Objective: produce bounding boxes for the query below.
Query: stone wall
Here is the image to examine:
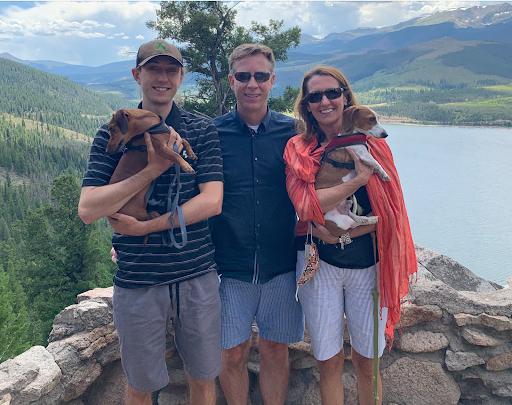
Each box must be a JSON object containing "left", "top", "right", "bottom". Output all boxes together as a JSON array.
[{"left": 1, "top": 245, "right": 511, "bottom": 405}]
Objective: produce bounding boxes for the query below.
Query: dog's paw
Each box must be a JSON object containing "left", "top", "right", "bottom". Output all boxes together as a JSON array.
[
  {"left": 379, "top": 171, "right": 390, "bottom": 181},
  {"left": 348, "top": 212, "right": 379, "bottom": 225},
  {"left": 148, "top": 211, "right": 161, "bottom": 219}
]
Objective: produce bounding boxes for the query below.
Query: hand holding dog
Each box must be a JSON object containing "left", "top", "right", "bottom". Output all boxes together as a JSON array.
[
  {"left": 312, "top": 221, "right": 338, "bottom": 244},
  {"left": 144, "top": 129, "right": 183, "bottom": 178},
  {"left": 347, "top": 147, "right": 373, "bottom": 186},
  {"left": 109, "top": 212, "right": 150, "bottom": 236}
]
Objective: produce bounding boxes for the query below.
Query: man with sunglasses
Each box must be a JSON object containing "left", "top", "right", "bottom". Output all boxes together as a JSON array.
[{"left": 211, "top": 44, "right": 304, "bottom": 405}]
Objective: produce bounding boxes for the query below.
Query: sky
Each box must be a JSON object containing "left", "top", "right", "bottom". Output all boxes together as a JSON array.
[{"left": 0, "top": 0, "right": 507, "bottom": 67}]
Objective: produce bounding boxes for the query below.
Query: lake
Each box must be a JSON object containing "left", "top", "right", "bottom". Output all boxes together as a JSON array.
[{"left": 385, "top": 124, "right": 512, "bottom": 286}]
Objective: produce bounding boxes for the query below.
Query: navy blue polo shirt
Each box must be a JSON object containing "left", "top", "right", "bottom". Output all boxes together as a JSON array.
[{"left": 211, "top": 107, "right": 297, "bottom": 284}]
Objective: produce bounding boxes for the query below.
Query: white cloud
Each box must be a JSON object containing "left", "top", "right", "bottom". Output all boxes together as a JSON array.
[
  {"left": 117, "top": 45, "right": 135, "bottom": 59},
  {"left": 0, "top": 1, "right": 505, "bottom": 66}
]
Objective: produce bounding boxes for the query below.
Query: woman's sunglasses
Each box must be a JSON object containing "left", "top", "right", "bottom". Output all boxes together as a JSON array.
[
  {"left": 234, "top": 71, "right": 271, "bottom": 83},
  {"left": 306, "top": 87, "right": 346, "bottom": 104}
]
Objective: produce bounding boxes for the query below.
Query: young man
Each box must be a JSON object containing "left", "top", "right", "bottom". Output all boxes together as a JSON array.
[
  {"left": 78, "top": 40, "right": 223, "bottom": 405},
  {"left": 211, "top": 44, "right": 304, "bottom": 405}
]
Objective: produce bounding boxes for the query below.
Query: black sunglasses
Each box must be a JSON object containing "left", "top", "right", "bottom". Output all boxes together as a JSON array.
[
  {"left": 306, "top": 87, "right": 346, "bottom": 104},
  {"left": 234, "top": 71, "right": 271, "bottom": 83}
]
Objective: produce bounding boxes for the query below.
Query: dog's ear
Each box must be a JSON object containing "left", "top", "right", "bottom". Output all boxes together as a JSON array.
[
  {"left": 115, "top": 109, "right": 129, "bottom": 135},
  {"left": 342, "top": 106, "right": 356, "bottom": 133}
]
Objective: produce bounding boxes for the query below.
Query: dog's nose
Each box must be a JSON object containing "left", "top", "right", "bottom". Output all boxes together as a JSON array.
[{"left": 381, "top": 131, "right": 388, "bottom": 138}]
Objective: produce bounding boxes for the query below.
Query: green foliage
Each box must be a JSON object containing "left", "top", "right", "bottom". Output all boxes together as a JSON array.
[
  {"left": 16, "top": 176, "right": 115, "bottom": 346},
  {"left": 147, "top": 1, "right": 300, "bottom": 117},
  {"left": 442, "top": 42, "right": 512, "bottom": 79},
  {"left": 0, "top": 250, "right": 30, "bottom": 362},
  {"left": 268, "top": 85, "right": 300, "bottom": 113},
  {"left": 0, "top": 58, "right": 136, "bottom": 135}
]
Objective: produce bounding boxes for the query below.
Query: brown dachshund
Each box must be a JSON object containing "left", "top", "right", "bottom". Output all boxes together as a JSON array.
[
  {"left": 106, "top": 108, "right": 197, "bottom": 221},
  {"left": 315, "top": 106, "right": 389, "bottom": 236}
]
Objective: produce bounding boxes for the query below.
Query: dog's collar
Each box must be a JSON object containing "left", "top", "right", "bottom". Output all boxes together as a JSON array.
[{"left": 124, "top": 116, "right": 170, "bottom": 152}]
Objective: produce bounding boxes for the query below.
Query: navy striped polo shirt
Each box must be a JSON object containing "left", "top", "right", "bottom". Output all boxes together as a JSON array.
[{"left": 82, "top": 102, "right": 224, "bottom": 288}]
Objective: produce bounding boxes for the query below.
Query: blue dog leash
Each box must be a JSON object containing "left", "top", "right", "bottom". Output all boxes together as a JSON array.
[{"left": 162, "top": 143, "right": 187, "bottom": 249}]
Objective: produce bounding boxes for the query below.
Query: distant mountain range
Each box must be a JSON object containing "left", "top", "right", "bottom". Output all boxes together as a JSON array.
[
  {"left": 1, "top": 2, "right": 512, "bottom": 126},
  {"left": 0, "top": 3, "right": 512, "bottom": 99}
]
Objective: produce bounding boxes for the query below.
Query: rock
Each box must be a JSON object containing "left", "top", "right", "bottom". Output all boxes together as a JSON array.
[
  {"left": 0, "top": 394, "right": 11, "bottom": 405},
  {"left": 167, "top": 368, "right": 188, "bottom": 387},
  {"left": 414, "top": 245, "right": 500, "bottom": 292},
  {"left": 408, "top": 280, "right": 512, "bottom": 317},
  {"left": 75, "top": 300, "right": 111, "bottom": 331},
  {"left": 454, "top": 313, "right": 512, "bottom": 331},
  {"left": 399, "top": 304, "right": 442, "bottom": 328},
  {"left": 461, "top": 327, "right": 504, "bottom": 346},
  {"left": 445, "top": 350, "right": 485, "bottom": 371},
  {"left": 486, "top": 353, "right": 512, "bottom": 371},
  {"left": 62, "top": 362, "right": 102, "bottom": 402},
  {"left": 301, "top": 380, "right": 321, "bottom": 405},
  {"left": 48, "top": 300, "right": 112, "bottom": 343},
  {"left": 80, "top": 360, "right": 125, "bottom": 405},
  {"left": 395, "top": 331, "right": 449, "bottom": 353},
  {"left": 382, "top": 357, "right": 460, "bottom": 405},
  {"left": 158, "top": 385, "right": 189, "bottom": 405},
  {"left": 493, "top": 386, "right": 512, "bottom": 397},
  {"left": 290, "top": 356, "right": 317, "bottom": 370},
  {"left": 0, "top": 346, "right": 61, "bottom": 403},
  {"left": 77, "top": 286, "right": 113, "bottom": 304}
]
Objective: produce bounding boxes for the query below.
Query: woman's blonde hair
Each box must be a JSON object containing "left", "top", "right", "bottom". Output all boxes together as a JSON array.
[{"left": 294, "top": 66, "right": 358, "bottom": 142}]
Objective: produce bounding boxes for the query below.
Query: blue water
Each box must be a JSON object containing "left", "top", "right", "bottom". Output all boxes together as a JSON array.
[{"left": 384, "top": 124, "right": 512, "bottom": 286}]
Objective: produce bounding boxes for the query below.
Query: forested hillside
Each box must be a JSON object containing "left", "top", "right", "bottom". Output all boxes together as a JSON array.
[
  {"left": 0, "top": 58, "right": 136, "bottom": 135},
  {"left": 0, "top": 60, "right": 129, "bottom": 361}
]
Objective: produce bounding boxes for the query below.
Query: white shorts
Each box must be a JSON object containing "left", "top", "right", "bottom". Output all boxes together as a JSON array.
[{"left": 296, "top": 252, "right": 388, "bottom": 361}]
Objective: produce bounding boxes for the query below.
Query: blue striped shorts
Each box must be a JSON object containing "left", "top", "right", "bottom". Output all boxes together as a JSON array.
[
  {"left": 219, "top": 271, "right": 305, "bottom": 350},
  {"left": 296, "top": 252, "right": 387, "bottom": 361}
]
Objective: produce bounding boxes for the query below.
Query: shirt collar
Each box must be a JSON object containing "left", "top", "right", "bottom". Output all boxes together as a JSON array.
[
  {"left": 231, "top": 104, "right": 272, "bottom": 133},
  {"left": 137, "top": 101, "right": 181, "bottom": 129}
]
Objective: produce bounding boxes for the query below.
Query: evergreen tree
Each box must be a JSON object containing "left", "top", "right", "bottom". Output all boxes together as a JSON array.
[{"left": 147, "top": 1, "right": 300, "bottom": 117}]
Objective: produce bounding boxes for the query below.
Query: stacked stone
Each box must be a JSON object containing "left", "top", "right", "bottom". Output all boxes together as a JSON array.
[
  {"left": 0, "top": 287, "right": 120, "bottom": 405},
  {"left": 1, "top": 245, "right": 511, "bottom": 405}
]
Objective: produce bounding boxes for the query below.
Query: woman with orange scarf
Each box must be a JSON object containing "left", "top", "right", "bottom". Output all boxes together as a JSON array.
[{"left": 284, "top": 66, "right": 416, "bottom": 405}]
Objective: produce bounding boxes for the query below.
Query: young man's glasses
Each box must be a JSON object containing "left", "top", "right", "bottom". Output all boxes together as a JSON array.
[
  {"left": 307, "top": 87, "right": 346, "bottom": 104},
  {"left": 234, "top": 71, "right": 271, "bottom": 83}
]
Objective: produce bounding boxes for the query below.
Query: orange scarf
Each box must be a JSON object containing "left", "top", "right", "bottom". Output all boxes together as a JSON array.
[{"left": 284, "top": 134, "right": 417, "bottom": 339}]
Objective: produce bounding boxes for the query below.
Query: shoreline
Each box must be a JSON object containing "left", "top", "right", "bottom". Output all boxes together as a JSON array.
[{"left": 379, "top": 115, "right": 512, "bottom": 129}]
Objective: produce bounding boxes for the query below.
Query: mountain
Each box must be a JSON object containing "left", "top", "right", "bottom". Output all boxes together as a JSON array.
[
  {"left": 295, "top": 2, "right": 512, "bottom": 54},
  {"left": 0, "top": 52, "right": 92, "bottom": 76}
]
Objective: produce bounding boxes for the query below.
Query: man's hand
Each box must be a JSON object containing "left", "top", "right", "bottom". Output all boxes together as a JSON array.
[
  {"left": 144, "top": 130, "right": 182, "bottom": 177},
  {"left": 109, "top": 212, "right": 149, "bottom": 236}
]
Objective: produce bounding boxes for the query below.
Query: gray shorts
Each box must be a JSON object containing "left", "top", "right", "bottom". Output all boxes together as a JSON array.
[
  {"left": 220, "top": 271, "right": 305, "bottom": 350},
  {"left": 113, "top": 271, "right": 221, "bottom": 393}
]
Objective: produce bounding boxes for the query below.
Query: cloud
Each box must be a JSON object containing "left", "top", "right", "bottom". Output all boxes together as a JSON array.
[
  {"left": 117, "top": 45, "right": 136, "bottom": 59},
  {"left": 232, "top": 1, "right": 504, "bottom": 38},
  {"left": 0, "top": 0, "right": 505, "bottom": 66}
]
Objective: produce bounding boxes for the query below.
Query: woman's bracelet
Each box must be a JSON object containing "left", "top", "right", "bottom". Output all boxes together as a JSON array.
[{"left": 338, "top": 232, "right": 352, "bottom": 250}]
